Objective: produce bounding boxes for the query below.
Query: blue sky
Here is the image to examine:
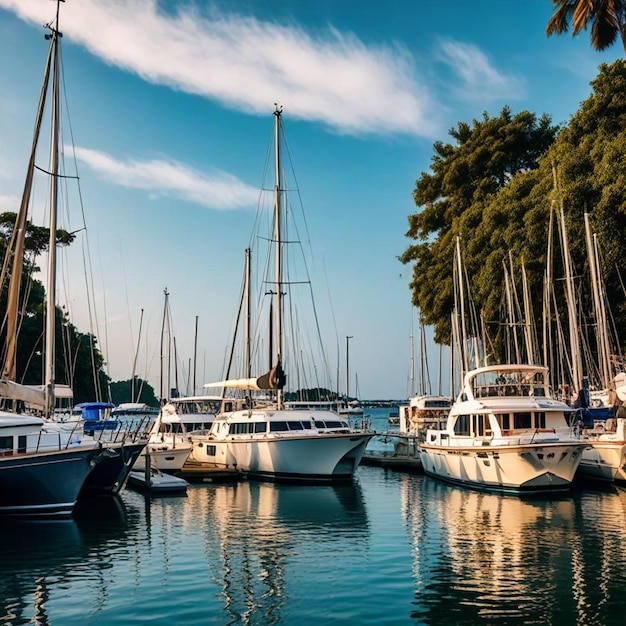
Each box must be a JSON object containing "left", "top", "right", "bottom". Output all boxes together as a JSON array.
[{"left": 0, "top": 0, "right": 621, "bottom": 400}]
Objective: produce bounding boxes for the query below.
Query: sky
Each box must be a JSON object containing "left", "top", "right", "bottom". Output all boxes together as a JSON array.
[{"left": 0, "top": 0, "right": 622, "bottom": 401}]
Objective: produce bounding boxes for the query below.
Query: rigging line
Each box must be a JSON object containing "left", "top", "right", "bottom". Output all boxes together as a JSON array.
[
  {"left": 33, "top": 164, "right": 78, "bottom": 179},
  {"left": 60, "top": 42, "right": 105, "bottom": 401}
]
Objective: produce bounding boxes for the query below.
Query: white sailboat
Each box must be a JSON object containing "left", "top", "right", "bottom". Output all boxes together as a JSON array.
[
  {"left": 192, "top": 108, "right": 373, "bottom": 482},
  {"left": 0, "top": 2, "right": 108, "bottom": 517}
]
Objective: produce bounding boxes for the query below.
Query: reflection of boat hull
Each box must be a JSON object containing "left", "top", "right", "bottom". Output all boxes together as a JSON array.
[
  {"left": 420, "top": 442, "right": 587, "bottom": 494},
  {"left": 0, "top": 447, "right": 100, "bottom": 517},
  {"left": 196, "top": 433, "right": 373, "bottom": 482},
  {"left": 80, "top": 442, "right": 147, "bottom": 496}
]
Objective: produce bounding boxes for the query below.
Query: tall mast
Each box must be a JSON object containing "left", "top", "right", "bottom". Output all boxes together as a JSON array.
[
  {"left": 1, "top": 37, "right": 55, "bottom": 382},
  {"left": 245, "top": 247, "right": 252, "bottom": 379},
  {"left": 44, "top": 4, "right": 63, "bottom": 419},
  {"left": 273, "top": 105, "right": 283, "bottom": 408}
]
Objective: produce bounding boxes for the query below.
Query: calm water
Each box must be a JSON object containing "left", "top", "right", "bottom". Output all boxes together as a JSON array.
[{"left": 2, "top": 410, "right": 626, "bottom": 625}]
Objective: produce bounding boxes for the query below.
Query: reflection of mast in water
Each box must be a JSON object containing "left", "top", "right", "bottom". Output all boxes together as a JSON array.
[
  {"left": 203, "top": 483, "right": 287, "bottom": 625},
  {"left": 402, "top": 477, "right": 626, "bottom": 624},
  {"left": 187, "top": 480, "right": 369, "bottom": 625},
  {"left": 400, "top": 477, "right": 576, "bottom": 623}
]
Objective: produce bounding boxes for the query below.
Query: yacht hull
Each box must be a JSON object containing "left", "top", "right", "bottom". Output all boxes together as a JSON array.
[
  {"left": 192, "top": 433, "right": 373, "bottom": 482},
  {"left": 578, "top": 441, "right": 626, "bottom": 483},
  {"left": 80, "top": 442, "right": 147, "bottom": 496},
  {"left": 0, "top": 448, "right": 100, "bottom": 518},
  {"left": 134, "top": 445, "right": 192, "bottom": 473},
  {"left": 419, "top": 442, "right": 587, "bottom": 494}
]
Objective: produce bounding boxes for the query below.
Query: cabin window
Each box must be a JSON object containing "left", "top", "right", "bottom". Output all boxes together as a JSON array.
[
  {"left": 535, "top": 412, "right": 546, "bottom": 429},
  {"left": 324, "top": 421, "right": 343, "bottom": 429},
  {"left": 473, "top": 415, "right": 485, "bottom": 437},
  {"left": 254, "top": 422, "right": 267, "bottom": 433},
  {"left": 270, "top": 422, "right": 289, "bottom": 432},
  {"left": 287, "top": 421, "right": 305, "bottom": 430},
  {"left": 498, "top": 414, "right": 511, "bottom": 431},
  {"left": 206, "top": 445, "right": 216, "bottom": 456},
  {"left": 454, "top": 415, "right": 469, "bottom": 436},
  {"left": 0, "top": 436, "right": 13, "bottom": 455},
  {"left": 302, "top": 420, "right": 313, "bottom": 429},
  {"left": 513, "top": 412, "right": 532, "bottom": 429},
  {"left": 314, "top": 420, "right": 326, "bottom": 429},
  {"left": 17, "top": 436, "right": 26, "bottom": 453}
]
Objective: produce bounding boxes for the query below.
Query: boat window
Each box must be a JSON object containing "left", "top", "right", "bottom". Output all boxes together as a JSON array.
[
  {"left": 454, "top": 415, "right": 469, "bottom": 436},
  {"left": 17, "top": 435, "right": 26, "bottom": 453},
  {"left": 270, "top": 422, "right": 290, "bottom": 432},
  {"left": 287, "top": 421, "right": 305, "bottom": 430},
  {"left": 302, "top": 420, "right": 313, "bottom": 429},
  {"left": 229, "top": 422, "right": 254, "bottom": 434},
  {"left": 254, "top": 422, "right": 267, "bottom": 433},
  {"left": 497, "top": 413, "right": 511, "bottom": 431},
  {"left": 473, "top": 415, "right": 485, "bottom": 437},
  {"left": 313, "top": 420, "right": 326, "bottom": 429},
  {"left": 323, "top": 421, "right": 343, "bottom": 429},
  {"left": 0, "top": 436, "right": 13, "bottom": 455},
  {"left": 513, "top": 412, "right": 532, "bottom": 429},
  {"left": 206, "top": 445, "right": 216, "bottom": 456},
  {"left": 535, "top": 412, "right": 546, "bottom": 429}
]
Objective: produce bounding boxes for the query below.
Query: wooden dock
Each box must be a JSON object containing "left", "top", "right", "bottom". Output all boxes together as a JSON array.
[
  {"left": 175, "top": 459, "right": 241, "bottom": 484},
  {"left": 360, "top": 451, "right": 423, "bottom": 472}
]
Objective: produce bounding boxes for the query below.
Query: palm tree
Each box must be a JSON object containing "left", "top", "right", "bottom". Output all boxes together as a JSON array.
[{"left": 546, "top": 0, "right": 626, "bottom": 54}]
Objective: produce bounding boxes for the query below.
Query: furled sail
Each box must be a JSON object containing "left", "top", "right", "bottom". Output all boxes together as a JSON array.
[{"left": 205, "top": 363, "right": 286, "bottom": 392}]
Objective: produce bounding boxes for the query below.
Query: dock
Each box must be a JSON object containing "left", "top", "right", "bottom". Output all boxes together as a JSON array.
[
  {"left": 360, "top": 451, "right": 423, "bottom": 472},
  {"left": 175, "top": 459, "right": 241, "bottom": 484}
]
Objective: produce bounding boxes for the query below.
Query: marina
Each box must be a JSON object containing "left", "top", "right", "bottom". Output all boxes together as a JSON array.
[
  {"left": 2, "top": 414, "right": 626, "bottom": 624},
  {"left": 3, "top": 2, "right": 626, "bottom": 624}
]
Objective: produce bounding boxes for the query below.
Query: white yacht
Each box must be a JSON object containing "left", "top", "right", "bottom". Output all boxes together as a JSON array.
[
  {"left": 191, "top": 108, "right": 373, "bottom": 482},
  {"left": 133, "top": 405, "right": 193, "bottom": 474},
  {"left": 419, "top": 364, "right": 589, "bottom": 494},
  {"left": 191, "top": 398, "right": 371, "bottom": 481},
  {"left": 399, "top": 394, "right": 451, "bottom": 442}
]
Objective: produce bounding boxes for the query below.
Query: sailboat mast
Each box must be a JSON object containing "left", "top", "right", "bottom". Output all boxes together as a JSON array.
[
  {"left": 1, "top": 40, "right": 54, "bottom": 382},
  {"left": 44, "top": 11, "right": 62, "bottom": 419},
  {"left": 245, "top": 247, "right": 252, "bottom": 379},
  {"left": 274, "top": 106, "right": 283, "bottom": 408}
]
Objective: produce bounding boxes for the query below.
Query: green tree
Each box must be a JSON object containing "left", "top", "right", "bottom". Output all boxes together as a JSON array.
[
  {"left": 400, "top": 60, "right": 626, "bottom": 371},
  {"left": 110, "top": 378, "right": 159, "bottom": 407},
  {"left": 399, "top": 107, "right": 558, "bottom": 346},
  {"left": 546, "top": 0, "right": 626, "bottom": 54}
]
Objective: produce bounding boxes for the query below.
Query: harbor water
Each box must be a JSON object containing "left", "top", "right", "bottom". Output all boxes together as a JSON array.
[{"left": 2, "top": 409, "right": 626, "bottom": 625}]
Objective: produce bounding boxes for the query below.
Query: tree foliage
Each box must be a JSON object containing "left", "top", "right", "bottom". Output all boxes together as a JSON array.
[
  {"left": 110, "top": 378, "right": 159, "bottom": 407},
  {"left": 401, "top": 60, "right": 626, "bottom": 367},
  {"left": 400, "top": 107, "right": 559, "bottom": 345},
  {"left": 1, "top": 211, "right": 110, "bottom": 404}
]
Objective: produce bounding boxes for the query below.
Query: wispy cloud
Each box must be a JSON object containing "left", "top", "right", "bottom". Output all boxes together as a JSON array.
[
  {"left": 72, "top": 146, "right": 259, "bottom": 210},
  {"left": 0, "top": 0, "right": 442, "bottom": 137},
  {"left": 436, "top": 39, "right": 526, "bottom": 103}
]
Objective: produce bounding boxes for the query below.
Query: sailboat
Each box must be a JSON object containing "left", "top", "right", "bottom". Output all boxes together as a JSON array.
[
  {"left": 192, "top": 108, "right": 373, "bottom": 482},
  {"left": 0, "top": 2, "right": 111, "bottom": 516}
]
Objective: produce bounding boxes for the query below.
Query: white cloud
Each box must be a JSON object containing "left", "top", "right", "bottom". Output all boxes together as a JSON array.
[
  {"left": 436, "top": 39, "right": 526, "bottom": 103},
  {"left": 71, "top": 146, "right": 259, "bottom": 210},
  {"left": 0, "top": 0, "right": 441, "bottom": 137}
]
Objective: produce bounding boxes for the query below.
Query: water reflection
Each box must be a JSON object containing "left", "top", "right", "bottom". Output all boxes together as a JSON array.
[
  {"left": 0, "top": 496, "right": 137, "bottom": 625},
  {"left": 190, "top": 481, "right": 369, "bottom": 626},
  {"left": 401, "top": 476, "right": 626, "bottom": 625}
]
